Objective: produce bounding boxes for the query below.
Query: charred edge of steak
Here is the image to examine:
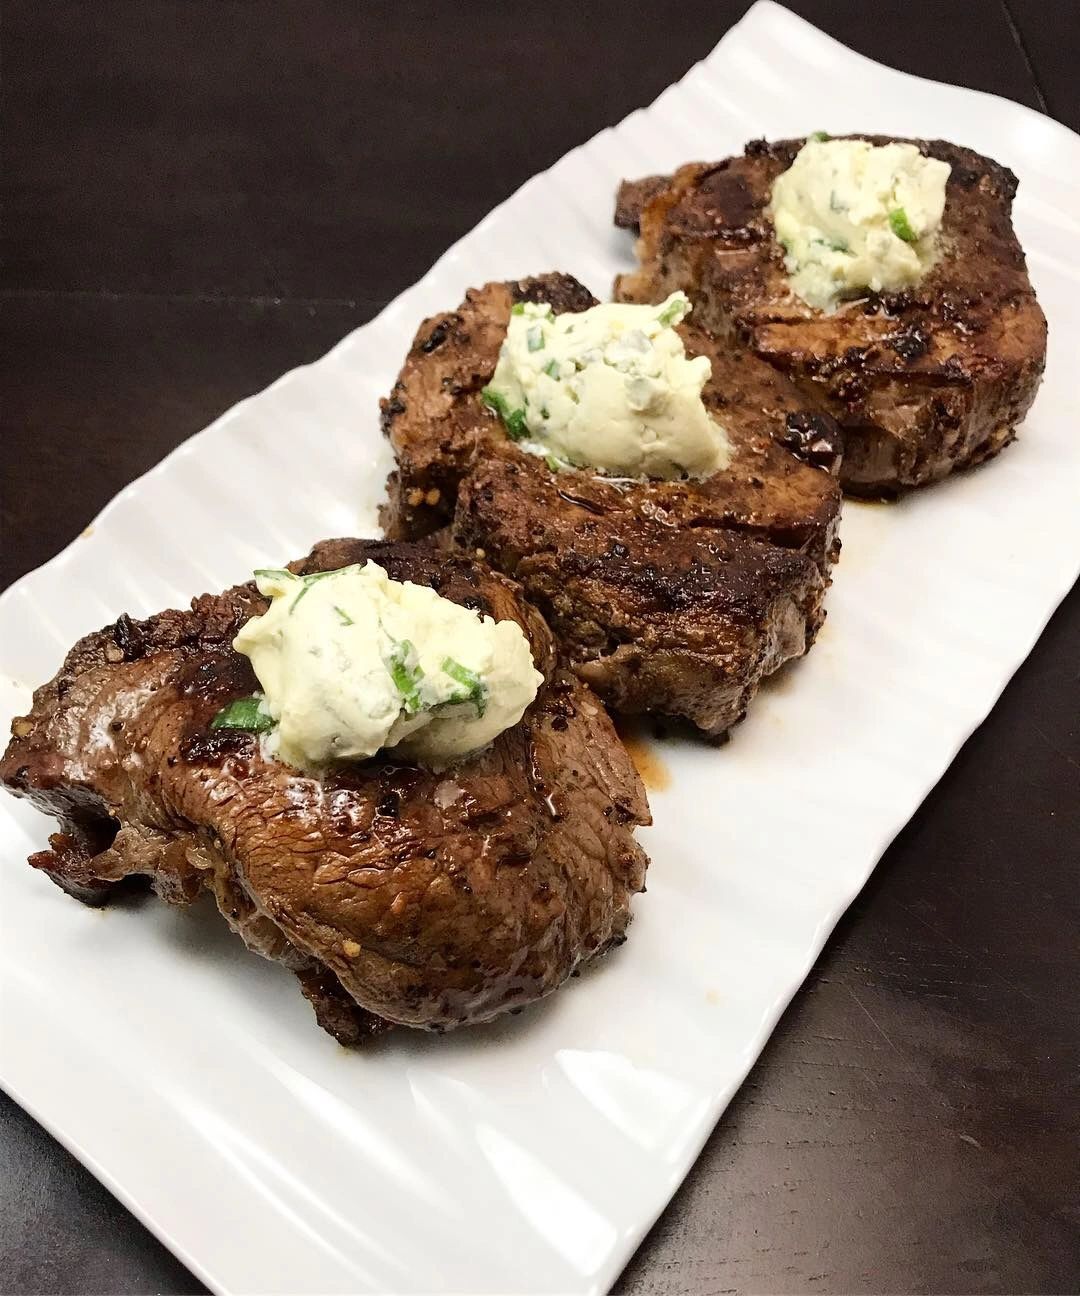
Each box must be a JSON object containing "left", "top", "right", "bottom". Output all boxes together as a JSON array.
[
  {"left": 777, "top": 413, "right": 845, "bottom": 476},
  {"left": 295, "top": 965, "right": 392, "bottom": 1045},
  {"left": 614, "top": 175, "right": 672, "bottom": 231},
  {"left": 380, "top": 379, "right": 407, "bottom": 437},
  {"left": 511, "top": 273, "right": 598, "bottom": 314},
  {"left": 557, "top": 530, "right": 818, "bottom": 619},
  {"left": 886, "top": 324, "right": 932, "bottom": 362}
]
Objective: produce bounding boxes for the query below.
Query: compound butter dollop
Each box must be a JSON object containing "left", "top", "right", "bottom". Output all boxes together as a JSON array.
[
  {"left": 769, "top": 137, "right": 951, "bottom": 310},
  {"left": 482, "top": 293, "right": 731, "bottom": 479},
  {"left": 233, "top": 562, "right": 543, "bottom": 771}
]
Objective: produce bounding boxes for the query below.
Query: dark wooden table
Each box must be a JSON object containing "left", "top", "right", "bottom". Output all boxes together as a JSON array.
[{"left": 3, "top": 3, "right": 1078, "bottom": 1292}]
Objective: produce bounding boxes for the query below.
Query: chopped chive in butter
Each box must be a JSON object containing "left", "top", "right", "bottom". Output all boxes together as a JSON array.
[
  {"left": 481, "top": 385, "right": 507, "bottom": 416},
  {"left": 888, "top": 206, "right": 918, "bottom": 242},
  {"left": 442, "top": 657, "right": 487, "bottom": 717},
  {"left": 504, "top": 409, "right": 528, "bottom": 440},
  {"left": 388, "top": 639, "right": 424, "bottom": 714},
  {"left": 287, "top": 570, "right": 338, "bottom": 615},
  {"left": 656, "top": 297, "right": 689, "bottom": 327}
]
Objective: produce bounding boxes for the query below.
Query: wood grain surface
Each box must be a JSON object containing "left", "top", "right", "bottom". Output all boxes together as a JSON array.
[{"left": 2, "top": 2, "right": 1078, "bottom": 1292}]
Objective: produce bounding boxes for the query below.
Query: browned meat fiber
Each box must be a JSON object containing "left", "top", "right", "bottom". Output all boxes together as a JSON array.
[
  {"left": 614, "top": 136, "right": 1047, "bottom": 495},
  {"left": 0, "top": 539, "right": 650, "bottom": 1041},
  {"left": 381, "top": 273, "right": 842, "bottom": 735}
]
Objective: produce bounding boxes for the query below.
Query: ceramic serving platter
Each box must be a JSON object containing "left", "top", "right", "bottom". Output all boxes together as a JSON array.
[{"left": 1, "top": 4, "right": 1077, "bottom": 1292}]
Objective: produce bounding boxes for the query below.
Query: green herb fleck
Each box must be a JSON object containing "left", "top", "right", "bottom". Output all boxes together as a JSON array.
[
  {"left": 482, "top": 385, "right": 529, "bottom": 441},
  {"left": 290, "top": 583, "right": 313, "bottom": 614},
  {"left": 210, "top": 696, "right": 274, "bottom": 734},
  {"left": 441, "top": 657, "right": 487, "bottom": 717},
  {"left": 544, "top": 453, "right": 564, "bottom": 472},
  {"left": 889, "top": 207, "right": 918, "bottom": 243},
  {"left": 527, "top": 324, "right": 545, "bottom": 351},
  {"left": 543, "top": 359, "right": 559, "bottom": 378},
  {"left": 253, "top": 568, "right": 292, "bottom": 583},
  {"left": 288, "top": 572, "right": 332, "bottom": 612},
  {"left": 334, "top": 605, "right": 354, "bottom": 626},
  {"left": 481, "top": 385, "right": 508, "bottom": 417},
  {"left": 510, "top": 302, "right": 527, "bottom": 315},
  {"left": 810, "top": 130, "right": 830, "bottom": 142},
  {"left": 656, "top": 296, "right": 688, "bottom": 327},
  {"left": 387, "top": 640, "right": 424, "bottom": 714},
  {"left": 504, "top": 408, "right": 528, "bottom": 441},
  {"left": 813, "top": 235, "right": 849, "bottom": 253}
]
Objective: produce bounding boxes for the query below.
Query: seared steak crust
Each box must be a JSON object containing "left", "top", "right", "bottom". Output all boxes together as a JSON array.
[
  {"left": 456, "top": 466, "right": 822, "bottom": 733},
  {"left": 1, "top": 539, "right": 650, "bottom": 1038},
  {"left": 614, "top": 136, "right": 1047, "bottom": 494},
  {"left": 381, "top": 274, "right": 842, "bottom": 734}
]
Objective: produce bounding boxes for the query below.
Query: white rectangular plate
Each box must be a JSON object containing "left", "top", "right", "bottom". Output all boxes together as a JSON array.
[{"left": 2, "top": 4, "right": 1078, "bottom": 1292}]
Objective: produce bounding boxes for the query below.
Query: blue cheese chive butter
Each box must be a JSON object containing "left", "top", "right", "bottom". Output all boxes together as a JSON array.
[
  {"left": 229, "top": 563, "right": 543, "bottom": 771},
  {"left": 769, "top": 138, "right": 951, "bottom": 310},
  {"left": 482, "top": 293, "right": 731, "bottom": 480}
]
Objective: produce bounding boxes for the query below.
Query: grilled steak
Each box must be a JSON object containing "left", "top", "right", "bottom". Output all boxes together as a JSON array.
[
  {"left": 381, "top": 274, "right": 842, "bottom": 734},
  {"left": 614, "top": 137, "right": 1047, "bottom": 494},
  {"left": 0, "top": 539, "right": 650, "bottom": 1039}
]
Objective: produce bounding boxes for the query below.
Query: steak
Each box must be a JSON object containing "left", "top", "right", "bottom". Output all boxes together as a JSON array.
[
  {"left": 0, "top": 539, "right": 650, "bottom": 1040},
  {"left": 381, "top": 274, "right": 842, "bottom": 734},
  {"left": 614, "top": 137, "right": 1048, "bottom": 494}
]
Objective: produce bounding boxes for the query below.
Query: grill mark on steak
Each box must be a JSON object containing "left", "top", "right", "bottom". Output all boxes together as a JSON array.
[
  {"left": 613, "top": 134, "right": 1047, "bottom": 494},
  {"left": 1, "top": 539, "right": 650, "bottom": 1039},
  {"left": 380, "top": 273, "right": 842, "bottom": 735}
]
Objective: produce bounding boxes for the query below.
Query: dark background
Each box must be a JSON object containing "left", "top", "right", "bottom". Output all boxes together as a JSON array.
[{"left": 3, "top": 2, "right": 1078, "bottom": 1293}]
